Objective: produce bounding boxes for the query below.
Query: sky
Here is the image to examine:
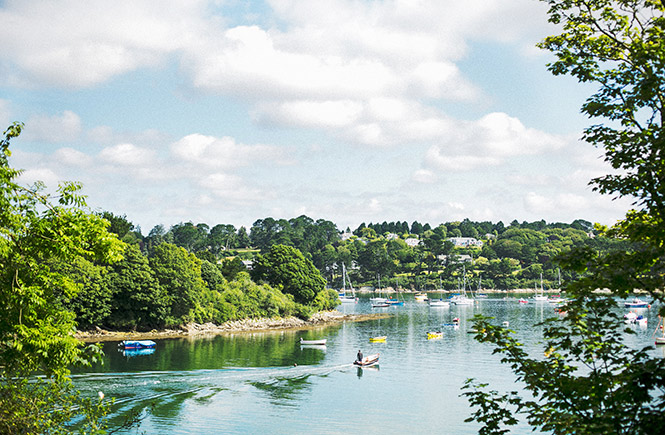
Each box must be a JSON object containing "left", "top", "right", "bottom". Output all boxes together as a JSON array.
[{"left": 0, "top": 0, "right": 634, "bottom": 234}]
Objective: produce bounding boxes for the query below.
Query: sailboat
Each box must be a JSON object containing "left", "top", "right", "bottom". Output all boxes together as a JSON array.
[
  {"left": 475, "top": 276, "right": 488, "bottom": 298},
  {"left": 370, "top": 274, "right": 387, "bottom": 305},
  {"left": 451, "top": 266, "right": 474, "bottom": 305},
  {"left": 533, "top": 273, "right": 548, "bottom": 301},
  {"left": 429, "top": 278, "right": 449, "bottom": 307},
  {"left": 338, "top": 263, "right": 357, "bottom": 303},
  {"left": 386, "top": 278, "right": 404, "bottom": 306}
]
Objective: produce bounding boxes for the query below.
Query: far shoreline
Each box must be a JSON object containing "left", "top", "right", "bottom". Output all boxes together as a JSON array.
[{"left": 75, "top": 311, "right": 390, "bottom": 343}]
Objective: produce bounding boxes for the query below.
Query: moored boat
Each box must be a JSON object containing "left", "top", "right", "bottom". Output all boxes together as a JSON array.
[
  {"left": 338, "top": 263, "right": 358, "bottom": 303},
  {"left": 429, "top": 298, "right": 450, "bottom": 307},
  {"left": 625, "top": 297, "right": 648, "bottom": 308},
  {"left": 533, "top": 273, "right": 548, "bottom": 301},
  {"left": 300, "top": 338, "right": 327, "bottom": 345},
  {"left": 414, "top": 292, "right": 428, "bottom": 302},
  {"left": 119, "top": 340, "right": 156, "bottom": 349}
]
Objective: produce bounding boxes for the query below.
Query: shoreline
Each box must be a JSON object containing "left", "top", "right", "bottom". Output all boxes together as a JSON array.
[{"left": 75, "top": 311, "right": 390, "bottom": 343}]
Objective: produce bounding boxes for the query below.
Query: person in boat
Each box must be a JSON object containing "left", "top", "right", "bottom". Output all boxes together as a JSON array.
[{"left": 357, "top": 350, "right": 363, "bottom": 362}]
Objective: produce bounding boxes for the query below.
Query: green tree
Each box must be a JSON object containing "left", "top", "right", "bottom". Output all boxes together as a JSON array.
[
  {"left": 236, "top": 226, "right": 251, "bottom": 248},
  {"left": 251, "top": 244, "right": 327, "bottom": 306},
  {"left": 107, "top": 243, "right": 168, "bottom": 330},
  {"left": 220, "top": 257, "right": 247, "bottom": 280},
  {"left": 0, "top": 122, "right": 124, "bottom": 432},
  {"left": 463, "top": 1, "right": 665, "bottom": 434},
  {"left": 170, "top": 221, "right": 206, "bottom": 252},
  {"left": 209, "top": 223, "right": 237, "bottom": 254},
  {"left": 149, "top": 243, "right": 207, "bottom": 326},
  {"left": 59, "top": 257, "right": 112, "bottom": 330}
]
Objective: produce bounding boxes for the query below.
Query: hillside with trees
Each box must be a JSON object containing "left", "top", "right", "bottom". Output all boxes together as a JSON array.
[{"left": 66, "top": 210, "right": 634, "bottom": 334}]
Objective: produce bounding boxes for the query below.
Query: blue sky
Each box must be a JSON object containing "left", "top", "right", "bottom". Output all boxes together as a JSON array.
[{"left": 0, "top": 0, "right": 632, "bottom": 233}]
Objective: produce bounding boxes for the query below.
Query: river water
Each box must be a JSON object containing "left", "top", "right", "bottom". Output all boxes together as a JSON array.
[{"left": 71, "top": 295, "right": 663, "bottom": 434}]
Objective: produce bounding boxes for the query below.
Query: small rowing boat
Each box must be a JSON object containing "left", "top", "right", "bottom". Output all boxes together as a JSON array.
[
  {"left": 300, "top": 338, "right": 327, "bottom": 345},
  {"left": 427, "top": 331, "right": 443, "bottom": 340},
  {"left": 354, "top": 353, "right": 380, "bottom": 367},
  {"left": 369, "top": 335, "right": 387, "bottom": 342}
]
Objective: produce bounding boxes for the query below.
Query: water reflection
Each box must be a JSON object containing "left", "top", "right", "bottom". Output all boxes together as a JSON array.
[
  {"left": 70, "top": 295, "right": 662, "bottom": 434},
  {"left": 120, "top": 348, "right": 155, "bottom": 358}
]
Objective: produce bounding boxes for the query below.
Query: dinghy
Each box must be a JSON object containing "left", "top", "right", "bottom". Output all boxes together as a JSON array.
[
  {"left": 300, "top": 338, "right": 327, "bottom": 345},
  {"left": 354, "top": 353, "right": 380, "bottom": 367},
  {"left": 119, "top": 340, "right": 156, "bottom": 349}
]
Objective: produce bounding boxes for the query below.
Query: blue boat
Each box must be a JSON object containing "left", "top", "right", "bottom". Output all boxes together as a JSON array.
[
  {"left": 624, "top": 298, "right": 648, "bottom": 308},
  {"left": 119, "top": 340, "right": 156, "bottom": 349},
  {"left": 122, "top": 348, "right": 156, "bottom": 357}
]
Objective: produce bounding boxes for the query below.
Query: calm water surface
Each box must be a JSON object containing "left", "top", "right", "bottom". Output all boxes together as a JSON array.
[{"left": 71, "top": 296, "right": 663, "bottom": 434}]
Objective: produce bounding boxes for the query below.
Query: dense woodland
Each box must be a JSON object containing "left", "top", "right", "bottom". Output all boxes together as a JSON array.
[{"left": 67, "top": 211, "right": 633, "bottom": 331}]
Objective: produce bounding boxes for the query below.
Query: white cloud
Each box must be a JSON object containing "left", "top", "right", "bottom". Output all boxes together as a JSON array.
[
  {"left": 0, "top": 99, "right": 11, "bottom": 127},
  {"left": 524, "top": 191, "right": 590, "bottom": 216},
  {"left": 53, "top": 147, "right": 92, "bottom": 167},
  {"left": 256, "top": 99, "right": 364, "bottom": 128},
  {"left": 425, "top": 146, "right": 502, "bottom": 171},
  {"left": 0, "top": 0, "right": 210, "bottom": 88},
  {"left": 419, "top": 112, "right": 567, "bottom": 171},
  {"left": 171, "top": 133, "right": 292, "bottom": 168},
  {"left": 412, "top": 169, "right": 436, "bottom": 184},
  {"left": 16, "top": 167, "right": 60, "bottom": 187},
  {"left": 99, "top": 143, "right": 155, "bottom": 166},
  {"left": 198, "top": 172, "right": 264, "bottom": 202},
  {"left": 24, "top": 110, "right": 82, "bottom": 143}
]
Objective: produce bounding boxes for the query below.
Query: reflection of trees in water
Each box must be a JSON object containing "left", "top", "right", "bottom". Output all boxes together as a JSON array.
[{"left": 250, "top": 374, "right": 314, "bottom": 405}]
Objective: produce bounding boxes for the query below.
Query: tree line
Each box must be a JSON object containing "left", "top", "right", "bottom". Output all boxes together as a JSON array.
[{"left": 102, "top": 210, "right": 632, "bottom": 302}]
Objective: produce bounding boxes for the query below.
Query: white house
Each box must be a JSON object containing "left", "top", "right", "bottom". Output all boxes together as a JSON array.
[
  {"left": 448, "top": 237, "right": 483, "bottom": 247},
  {"left": 404, "top": 237, "right": 421, "bottom": 247}
]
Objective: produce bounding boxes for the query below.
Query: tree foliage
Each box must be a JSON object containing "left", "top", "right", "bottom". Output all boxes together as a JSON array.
[
  {"left": 463, "top": 1, "right": 665, "bottom": 433},
  {"left": 0, "top": 122, "right": 124, "bottom": 432},
  {"left": 251, "top": 244, "right": 328, "bottom": 305}
]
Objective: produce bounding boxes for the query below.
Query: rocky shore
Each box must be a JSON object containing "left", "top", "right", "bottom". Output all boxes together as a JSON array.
[{"left": 75, "top": 311, "right": 390, "bottom": 343}]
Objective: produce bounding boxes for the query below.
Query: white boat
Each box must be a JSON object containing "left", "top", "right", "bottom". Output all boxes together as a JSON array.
[
  {"left": 354, "top": 353, "right": 380, "bottom": 367},
  {"left": 533, "top": 273, "right": 548, "bottom": 301},
  {"left": 429, "top": 281, "right": 449, "bottom": 307},
  {"left": 429, "top": 298, "right": 450, "bottom": 307},
  {"left": 300, "top": 338, "right": 327, "bottom": 345},
  {"left": 624, "top": 297, "right": 648, "bottom": 308},
  {"left": 370, "top": 274, "right": 387, "bottom": 304},
  {"left": 452, "top": 269, "right": 474, "bottom": 305},
  {"left": 338, "top": 263, "right": 358, "bottom": 303},
  {"left": 475, "top": 277, "right": 488, "bottom": 298}
]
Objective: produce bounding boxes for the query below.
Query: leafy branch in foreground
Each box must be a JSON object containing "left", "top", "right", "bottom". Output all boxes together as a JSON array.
[
  {"left": 0, "top": 122, "right": 125, "bottom": 433},
  {"left": 463, "top": 2, "right": 665, "bottom": 431}
]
